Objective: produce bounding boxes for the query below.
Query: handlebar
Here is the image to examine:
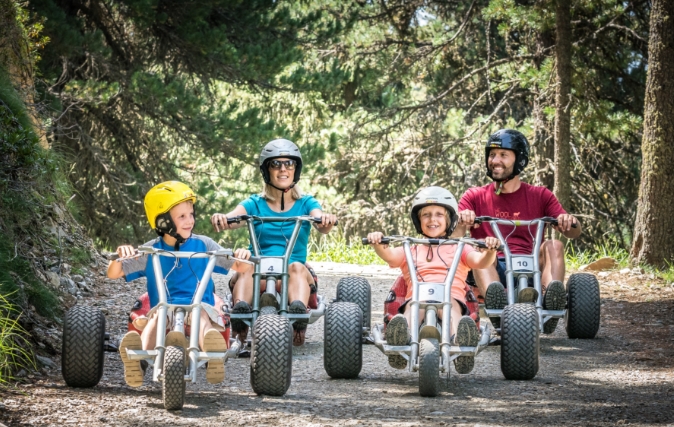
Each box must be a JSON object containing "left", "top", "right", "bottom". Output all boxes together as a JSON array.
[
  {"left": 219, "top": 215, "right": 338, "bottom": 226},
  {"left": 473, "top": 216, "right": 577, "bottom": 228},
  {"left": 107, "top": 247, "right": 261, "bottom": 265},
  {"left": 361, "top": 236, "right": 503, "bottom": 251}
]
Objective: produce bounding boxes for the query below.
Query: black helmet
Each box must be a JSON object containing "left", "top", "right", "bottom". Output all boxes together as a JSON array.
[
  {"left": 259, "top": 139, "right": 303, "bottom": 185},
  {"left": 485, "top": 129, "right": 530, "bottom": 181},
  {"left": 410, "top": 186, "right": 459, "bottom": 237}
]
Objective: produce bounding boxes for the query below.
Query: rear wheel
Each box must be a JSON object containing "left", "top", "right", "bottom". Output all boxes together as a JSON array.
[
  {"left": 324, "top": 302, "right": 363, "bottom": 379},
  {"left": 566, "top": 273, "right": 601, "bottom": 339},
  {"left": 418, "top": 338, "right": 440, "bottom": 397},
  {"left": 336, "top": 277, "right": 371, "bottom": 332},
  {"left": 501, "top": 303, "right": 539, "bottom": 380},
  {"left": 62, "top": 306, "right": 106, "bottom": 388},
  {"left": 162, "top": 346, "right": 186, "bottom": 410},
  {"left": 250, "top": 314, "right": 293, "bottom": 396}
]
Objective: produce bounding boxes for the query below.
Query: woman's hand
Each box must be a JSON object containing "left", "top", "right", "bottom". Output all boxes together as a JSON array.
[
  {"left": 211, "top": 213, "right": 233, "bottom": 232},
  {"left": 316, "top": 213, "right": 337, "bottom": 228}
]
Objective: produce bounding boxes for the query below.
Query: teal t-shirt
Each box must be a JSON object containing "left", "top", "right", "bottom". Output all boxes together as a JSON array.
[{"left": 240, "top": 194, "right": 322, "bottom": 263}]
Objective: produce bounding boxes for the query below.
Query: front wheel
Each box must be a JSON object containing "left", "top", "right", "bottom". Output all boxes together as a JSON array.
[
  {"left": 62, "top": 306, "right": 106, "bottom": 388},
  {"left": 565, "top": 273, "right": 601, "bottom": 339},
  {"left": 418, "top": 338, "right": 440, "bottom": 397},
  {"left": 162, "top": 346, "right": 186, "bottom": 410},
  {"left": 324, "top": 302, "right": 363, "bottom": 379},
  {"left": 501, "top": 303, "right": 539, "bottom": 380},
  {"left": 250, "top": 314, "right": 293, "bottom": 396}
]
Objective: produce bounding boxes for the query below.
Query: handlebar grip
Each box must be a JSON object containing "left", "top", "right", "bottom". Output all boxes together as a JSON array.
[
  {"left": 362, "top": 237, "right": 390, "bottom": 245},
  {"left": 249, "top": 256, "right": 261, "bottom": 265},
  {"left": 313, "top": 216, "right": 338, "bottom": 225},
  {"left": 227, "top": 216, "right": 242, "bottom": 224},
  {"left": 107, "top": 253, "right": 119, "bottom": 261},
  {"left": 473, "top": 241, "right": 504, "bottom": 251}
]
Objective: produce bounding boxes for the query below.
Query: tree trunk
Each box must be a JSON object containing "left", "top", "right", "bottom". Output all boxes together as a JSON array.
[
  {"left": 553, "top": 0, "right": 572, "bottom": 210},
  {"left": 533, "top": 27, "right": 554, "bottom": 190},
  {"left": 630, "top": 0, "right": 674, "bottom": 267}
]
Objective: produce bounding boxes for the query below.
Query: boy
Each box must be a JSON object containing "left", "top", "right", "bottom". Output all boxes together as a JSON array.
[
  {"left": 366, "top": 186, "right": 500, "bottom": 373},
  {"left": 108, "top": 181, "right": 251, "bottom": 386}
]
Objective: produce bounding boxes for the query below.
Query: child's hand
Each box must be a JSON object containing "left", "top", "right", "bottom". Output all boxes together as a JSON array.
[
  {"left": 481, "top": 237, "right": 501, "bottom": 252},
  {"left": 366, "top": 232, "right": 386, "bottom": 245},
  {"left": 211, "top": 213, "right": 233, "bottom": 232},
  {"left": 115, "top": 245, "right": 137, "bottom": 260},
  {"left": 233, "top": 248, "right": 251, "bottom": 260}
]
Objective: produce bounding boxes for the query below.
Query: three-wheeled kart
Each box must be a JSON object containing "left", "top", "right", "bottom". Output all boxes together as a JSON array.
[
  {"left": 475, "top": 216, "right": 600, "bottom": 380},
  {"left": 61, "top": 246, "right": 257, "bottom": 410},
  {"left": 225, "top": 215, "right": 369, "bottom": 396}
]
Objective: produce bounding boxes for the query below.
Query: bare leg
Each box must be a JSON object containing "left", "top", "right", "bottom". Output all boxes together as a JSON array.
[
  {"left": 232, "top": 268, "right": 254, "bottom": 305},
  {"left": 141, "top": 312, "right": 159, "bottom": 350},
  {"left": 539, "top": 239, "right": 566, "bottom": 285},
  {"left": 288, "top": 262, "right": 313, "bottom": 306},
  {"left": 472, "top": 259, "right": 500, "bottom": 298},
  {"left": 402, "top": 300, "right": 463, "bottom": 338}
]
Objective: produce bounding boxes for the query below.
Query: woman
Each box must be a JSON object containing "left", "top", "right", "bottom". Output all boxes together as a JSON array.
[{"left": 211, "top": 139, "right": 336, "bottom": 346}]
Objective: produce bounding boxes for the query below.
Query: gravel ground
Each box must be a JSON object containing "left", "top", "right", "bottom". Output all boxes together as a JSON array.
[{"left": 1, "top": 263, "right": 673, "bottom": 427}]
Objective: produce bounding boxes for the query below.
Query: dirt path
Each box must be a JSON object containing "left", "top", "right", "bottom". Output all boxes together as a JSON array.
[{"left": 1, "top": 263, "right": 673, "bottom": 427}]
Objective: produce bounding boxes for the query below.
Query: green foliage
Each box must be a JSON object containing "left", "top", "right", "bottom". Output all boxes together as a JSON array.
[
  {"left": 0, "top": 293, "right": 35, "bottom": 385},
  {"left": 307, "top": 233, "right": 386, "bottom": 266},
  {"left": 565, "top": 239, "right": 631, "bottom": 271}
]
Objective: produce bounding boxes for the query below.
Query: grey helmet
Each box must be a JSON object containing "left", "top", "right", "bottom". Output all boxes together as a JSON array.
[
  {"left": 259, "top": 139, "right": 303, "bottom": 185},
  {"left": 410, "top": 186, "right": 459, "bottom": 237}
]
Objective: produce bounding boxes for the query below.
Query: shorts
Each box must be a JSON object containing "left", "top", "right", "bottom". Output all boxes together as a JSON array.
[
  {"left": 495, "top": 257, "right": 534, "bottom": 288},
  {"left": 398, "top": 298, "right": 468, "bottom": 316}
]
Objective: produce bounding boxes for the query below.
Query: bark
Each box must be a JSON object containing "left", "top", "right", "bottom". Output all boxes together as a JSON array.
[
  {"left": 533, "top": 27, "right": 554, "bottom": 190},
  {"left": 630, "top": 0, "right": 674, "bottom": 267},
  {"left": 553, "top": 0, "right": 572, "bottom": 209}
]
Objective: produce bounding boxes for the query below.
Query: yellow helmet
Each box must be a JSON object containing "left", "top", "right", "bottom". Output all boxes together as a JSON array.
[{"left": 144, "top": 181, "right": 196, "bottom": 230}]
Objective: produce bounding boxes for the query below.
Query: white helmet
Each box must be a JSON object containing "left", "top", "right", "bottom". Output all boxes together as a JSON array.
[{"left": 410, "top": 186, "right": 459, "bottom": 236}]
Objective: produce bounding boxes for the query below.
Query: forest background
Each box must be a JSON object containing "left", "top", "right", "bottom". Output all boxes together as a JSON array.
[{"left": 1, "top": 0, "right": 673, "bottom": 379}]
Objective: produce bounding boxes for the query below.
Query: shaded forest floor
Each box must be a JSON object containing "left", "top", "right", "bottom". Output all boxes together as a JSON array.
[{"left": 0, "top": 265, "right": 672, "bottom": 427}]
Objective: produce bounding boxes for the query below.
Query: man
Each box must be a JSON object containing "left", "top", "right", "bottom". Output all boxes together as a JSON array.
[{"left": 454, "top": 129, "right": 580, "bottom": 333}]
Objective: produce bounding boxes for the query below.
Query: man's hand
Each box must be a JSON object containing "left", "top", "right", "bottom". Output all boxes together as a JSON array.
[
  {"left": 115, "top": 245, "right": 137, "bottom": 260},
  {"left": 554, "top": 213, "right": 578, "bottom": 233},
  {"left": 458, "top": 209, "right": 480, "bottom": 229}
]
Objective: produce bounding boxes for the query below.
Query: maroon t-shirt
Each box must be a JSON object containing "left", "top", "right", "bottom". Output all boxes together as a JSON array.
[{"left": 458, "top": 182, "right": 567, "bottom": 255}]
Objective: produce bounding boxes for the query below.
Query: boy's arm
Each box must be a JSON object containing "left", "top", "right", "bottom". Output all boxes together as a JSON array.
[
  {"left": 366, "top": 232, "right": 405, "bottom": 267},
  {"left": 231, "top": 248, "right": 253, "bottom": 273},
  {"left": 107, "top": 245, "right": 136, "bottom": 279},
  {"left": 464, "top": 237, "right": 500, "bottom": 269}
]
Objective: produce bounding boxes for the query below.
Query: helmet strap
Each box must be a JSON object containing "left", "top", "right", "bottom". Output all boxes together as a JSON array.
[
  {"left": 268, "top": 182, "right": 295, "bottom": 211},
  {"left": 494, "top": 179, "right": 510, "bottom": 195}
]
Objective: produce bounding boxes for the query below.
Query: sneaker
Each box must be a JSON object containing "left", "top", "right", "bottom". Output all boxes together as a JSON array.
[
  {"left": 454, "top": 316, "right": 479, "bottom": 374},
  {"left": 120, "top": 331, "right": 144, "bottom": 387},
  {"left": 231, "top": 301, "right": 251, "bottom": 335},
  {"left": 203, "top": 329, "right": 227, "bottom": 384},
  {"left": 289, "top": 300, "right": 308, "bottom": 347},
  {"left": 484, "top": 281, "right": 507, "bottom": 330},
  {"left": 260, "top": 293, "right": 280, "bottom": 310},
  {"left": 385, "top": 314, "right": 410, "bottom": 369},
  {"left": 543, "top": 280, "right": 566, "bottom": 333},
  {"left": 518, "top": 287, "right": 539, "bottom": 303}
]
